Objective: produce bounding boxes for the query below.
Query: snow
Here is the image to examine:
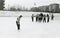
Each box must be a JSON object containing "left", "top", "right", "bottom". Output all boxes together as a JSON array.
[{"left": 0, "top": 11, "right": 60, "bottom": 38}]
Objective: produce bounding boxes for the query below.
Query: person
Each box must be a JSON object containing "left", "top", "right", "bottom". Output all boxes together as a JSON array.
[
  {"left": 43, "top": 14, "right": 46, "bottom": 23},
  {"left": 47, "top": 14, "right": 50, "bottom": 23},
  {"left": 39, "top": 13, "right": 43, "bottom": 17},
  {"left": 16, "top": 15, "right": 22, "bottom": 30},
  {"left": 39, "top": 16, "right": 42, "bottom": 22},
  {"left": 36, "top": 14, "right": 38, "bottom": 22},
  {"left": 31, "top": 14, "right": 34, "bottom": 22},
  {"left": 51, "top": 14, "right": 54, "bottom": 20},
  {"left": 39, "top": 13, "right": 43, "bottom": 22}
]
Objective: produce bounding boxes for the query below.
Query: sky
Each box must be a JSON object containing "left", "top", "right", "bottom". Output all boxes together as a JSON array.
[{"left": 5, "top": 0, "right": 60, "bottom": 9}]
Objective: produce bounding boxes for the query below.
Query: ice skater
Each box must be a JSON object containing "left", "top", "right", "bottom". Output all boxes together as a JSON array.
[
  {"left": 36, "top": 15, "right": 38, "bottom": 22},
  {"left": 39, "top": 13, "right": 43, "bottom": 22},
  {"left": 38, "top": 16, "right": 42, "bottom": 22},
  {"left": 47, "top": 14, "right": 50, "bottom": 23},
  {"left": 36, "top": 14, "right": 39, "bottom": 22},
  {"left": 51, "top": 14, "right": 54, "bottom": 20},
  {"left": 43, "top": 15, "right": 46, "bottom": 23},
  {"left": 31, "top": 14, "right": 34, "bottom": 22},
  {"left": 16, "top": 15, "right": 22, "bottom": 30}
]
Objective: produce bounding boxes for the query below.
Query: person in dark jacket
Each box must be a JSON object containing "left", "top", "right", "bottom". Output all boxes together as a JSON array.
[
  {"left": 36, "top": 14, "right": 39, "bottom": 22},
  {"left": 31, "top": 14, "right": 34, "bottom": 22},
  {"left": 47, "top": 14, "right": 50, "bottom": 23},
  {"left": 51, "top": 14, "right": 54, "bottom": 20},
  {"left": 43, "top": 15, "right": 46, "bottom": 23},
  {"left": 16, "top": 15, "right": 22, "bottom": 30},
  {"left": 36, "top": 15, "right": 38, "bottom": 22},
  {"left": 39, "top": 13, "right": 43, "bottom": 22}
]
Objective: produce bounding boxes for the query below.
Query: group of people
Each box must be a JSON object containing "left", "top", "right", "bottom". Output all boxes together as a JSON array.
[
  {"left": 31, "top": 13, "right": 54, "bottom": 23},
  {"left": 16, "top": 13, "right": 54, "bottom": 30}
]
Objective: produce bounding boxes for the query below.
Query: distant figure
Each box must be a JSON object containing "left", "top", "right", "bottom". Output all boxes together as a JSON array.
[
  {"left": 31, "top": 14, "right": 34, "bottom": 22},
  {"left": 51, "top": 14, "right": 54, "bottom": 20},
  {"left": 39, "top": 16, "right": 42, "bottom": 22},
  {"left": 36, "top": 16, "right": 38, "bottom": 22},
  {"left": 16, "top": 15, "right": 22, "bottom": 30},
  {"left": 39, "top": 13, "right": 43, "bottom": 16},
  {"left": 43, "top": 15, "right": 46, "bottom": 23},
  {"left": 47, "top": 14, "right": 50, "bottom": 23},
  {"left": 39, "top": 13, "right": 43, "bottom": 22},
  {"left": 36, "top": 14, "right": 39, "bottom": 22}
]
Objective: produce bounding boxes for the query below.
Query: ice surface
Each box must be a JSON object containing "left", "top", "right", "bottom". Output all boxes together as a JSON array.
[{"left": 0, "top": 11, "right": 60, "bottom": 38}]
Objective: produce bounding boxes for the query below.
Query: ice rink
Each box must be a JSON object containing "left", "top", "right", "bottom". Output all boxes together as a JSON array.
[{"left": 0, "top": 11, "right": 60, "bottom": 38}]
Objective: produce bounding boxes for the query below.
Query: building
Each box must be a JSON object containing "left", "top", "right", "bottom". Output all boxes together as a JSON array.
[
  {"left": 49, "top": 3, "right": 59, "bottom": 12},
  {"left": 38, "top": 6, "right": 44, "bottom": 12},
  {"left": 30, "top": 7, "right": 39, "bottom": 12},
  {"left": 0, "top": 0, "right": 5, "bottom": 10},
  {"left": 38, "top": 6, "right": 49, "bottom": 12},
  {"left": 43, "top": 6, "right": 49, "bottom": 12}
]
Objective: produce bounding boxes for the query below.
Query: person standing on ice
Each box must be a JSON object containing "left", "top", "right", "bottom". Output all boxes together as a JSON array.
[
  {"left": 47, "top": 14, "right": 50, "bottom": 23},
  {"left": 36, "top": 14, "right": 38, "bottom": 22},
  {"left": 39, "top": 13, "right": 43, "bottom": 22},
  {"left": 43, "top": 14, "right": 46, "bottom": 23},
  {"left": 51, "top": 14, "right": 54, "bottom": 20},
  {"left": 31, "top": 14, "right": 34, "bottom": 22},
  {"left": 16, "top": 15, "right": 22, "bottom": 30}
]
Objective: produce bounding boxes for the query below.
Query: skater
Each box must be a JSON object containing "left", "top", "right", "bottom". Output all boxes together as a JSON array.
[
  {"left": 39, "top": 13, "right": 43, "bottom": 22},
  {"left": 43, "top": 15, "right": 46, "bottom": 23},
  {"left": 38, "top": 16, "right": 42, "bottom": 22},
  {"left": 16, "top": 15, "right": 22, "bottom": 30},
  {"left": 51, "top": 14, "right": 54, "bottom": 20},
  {"left": 36, "top": 16, "right": 38, "bottom": 22},
  {"left": 36, "top": 14, "right": 39, "bottom": 22},
  {"left": 31, "top": 14, "right": 34, "bottom": 22},
  {"left": 39, "top": 13, "right": 43, "bottom": 17},
  {"left": 47, "top": 14, "right": 50, "bottom": 23}
]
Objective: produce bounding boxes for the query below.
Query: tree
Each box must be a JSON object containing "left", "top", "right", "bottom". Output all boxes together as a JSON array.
[
  {"left": 0, "top": 0, "right": 5, "bottom": 10},
  {"left": 9, "top": 7, "right": 17, "bottom": 11}
]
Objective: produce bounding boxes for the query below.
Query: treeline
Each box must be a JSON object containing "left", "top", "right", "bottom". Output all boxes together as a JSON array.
[
  {"left": 30, "top": 7, "right": 60, "bottom": 13},
  {"left": 4, "top": 6, "right": 29, "bottom": 11}
]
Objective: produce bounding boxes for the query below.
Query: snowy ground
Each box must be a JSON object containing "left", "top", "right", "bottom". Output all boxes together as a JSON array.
[{"left": 0, "top": 11, "right": 60, "bottom": 38}]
